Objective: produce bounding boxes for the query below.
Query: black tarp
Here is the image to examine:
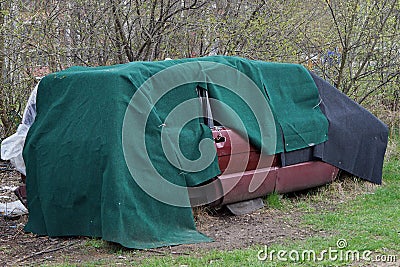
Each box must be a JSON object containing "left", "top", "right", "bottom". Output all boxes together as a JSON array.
[{"left": 281, "top": 72, "right": 388, "bottom": 184}]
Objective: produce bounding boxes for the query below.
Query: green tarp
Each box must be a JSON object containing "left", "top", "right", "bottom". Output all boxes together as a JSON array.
[{"left": 23, "top": 56, "right": 328, "bottom": 248}]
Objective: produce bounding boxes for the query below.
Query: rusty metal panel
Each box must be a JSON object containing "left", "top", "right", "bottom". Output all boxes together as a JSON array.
[
  {"left": 217, "top": 161, "right": 339, "bottom": 206},
  {"left": 212, "top": 127, "right": 278, "bottom": 174},
  {"left": 218, "top": 167, "right": 278, "bottom": 205},
  {"left": 275, "top": 161, "right": 339, "bottom": 194}
]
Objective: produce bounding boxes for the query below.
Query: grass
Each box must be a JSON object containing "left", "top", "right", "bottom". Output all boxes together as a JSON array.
[
  {"left": 84, "top": 238, "right": 107, "bottom": 249},
  {"left": 264, "top": 192, "right": 283, "bottom": 209}
]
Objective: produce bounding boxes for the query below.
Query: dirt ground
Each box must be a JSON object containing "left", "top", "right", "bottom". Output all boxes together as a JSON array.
[{"left": 0, "top": 162, "right": 359, "bottom": 266}]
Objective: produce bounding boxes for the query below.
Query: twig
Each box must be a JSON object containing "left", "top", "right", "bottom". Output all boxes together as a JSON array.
[
  {"left": 144, "top": 248, "right": 166, "bottom": 256},
  {"left": 12, "top": 226, "right": 25, "bottom": 240},
  {"left": 167, "top": 245, "right": 190, "bottom": 256},
  {"left": 0, "top": 168, "right": 15, "bottom": 172},
  {"left": 171, "top": 251, "right": 190, "bottom": 256},
  {"left": 14, "top": 242, "right": 76, "bottom": 264}
]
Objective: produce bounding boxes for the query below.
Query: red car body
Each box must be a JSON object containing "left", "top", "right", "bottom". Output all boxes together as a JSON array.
[{"left": 189, "top": 127, "right": 339, "bottom": 207}]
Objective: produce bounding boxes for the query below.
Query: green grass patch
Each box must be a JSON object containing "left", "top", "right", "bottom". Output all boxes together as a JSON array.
[
  {"left": 307, "top": 160, "right": 398, "bottom": 259},
  {"left": 264, "top": 192, "right": 284, "bottom": 209},
  {"left": 84, "top": 238, "right": 107, "bottom": 249}
]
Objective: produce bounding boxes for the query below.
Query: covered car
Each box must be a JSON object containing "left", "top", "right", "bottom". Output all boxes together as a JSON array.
[{"left": 1, "top": 56, "right": 387, "bottom": 248}]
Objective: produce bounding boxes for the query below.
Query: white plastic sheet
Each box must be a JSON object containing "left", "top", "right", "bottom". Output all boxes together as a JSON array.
[
  {"left": 1, "top": 84, "right": 38, "bottom": 175},
  {"left": 0, "top": 200, "right": 28, "bottom": 217}
]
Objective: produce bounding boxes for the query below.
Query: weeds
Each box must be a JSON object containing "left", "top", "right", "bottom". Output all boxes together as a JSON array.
[
  {"left": 385, "top": 134, "right": 400, "bottom": 162},
  {"left": 84, "top": 238, "right": 107, "bottom": 249},
  {"left": 264, "top": 192, "right": 283, "bottom": 209}
]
